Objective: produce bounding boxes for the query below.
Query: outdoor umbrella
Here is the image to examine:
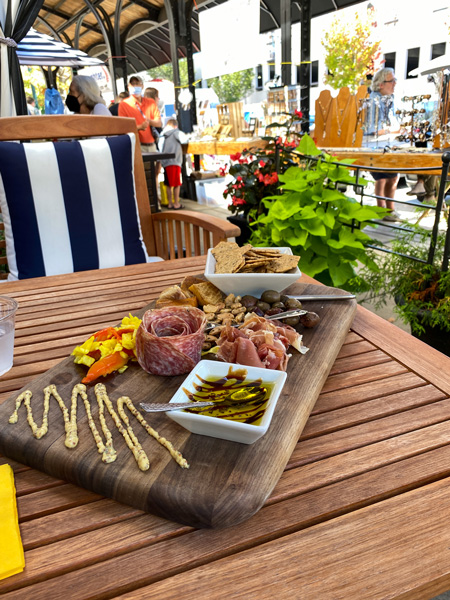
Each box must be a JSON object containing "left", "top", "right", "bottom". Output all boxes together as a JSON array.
[
  {"left": 0, "top": 0, "right": 44, "bottom": 116},
  {"left": 17, "top": 28, "right": 105, "bottom": 67}
]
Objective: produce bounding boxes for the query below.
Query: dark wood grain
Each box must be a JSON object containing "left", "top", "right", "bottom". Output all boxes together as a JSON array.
[{"left": 0, "top": 283, "right": 356, "bottom": 529}]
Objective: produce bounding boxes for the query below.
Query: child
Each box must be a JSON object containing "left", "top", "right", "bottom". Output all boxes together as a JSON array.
[{"left": 160, "top": 118, "right": 188, "bottom": 210}]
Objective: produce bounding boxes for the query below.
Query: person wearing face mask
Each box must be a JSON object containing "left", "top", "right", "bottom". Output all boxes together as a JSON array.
[
  {"left": 66, "top": 75, "right": 111, "bottom": 116},
  {"left": 118, "top": 75, "right": 162, "bottom": 152}
]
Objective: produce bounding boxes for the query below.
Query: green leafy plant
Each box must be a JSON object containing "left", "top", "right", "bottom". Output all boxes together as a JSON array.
[
  {"left": 249, "top": 134, "right": 387, "bottom": 289},
  {"left": 207, "top": 69, "right": 254, "bottom": 104},
  {"left": 356, "top": 225, "right": 450, "bottom": 335},
  {"left": 322, "top": 10, "right": 381, "bottom": 93},
  {"left": 224, "top": 110, "right": 304, "bottom": 220}
]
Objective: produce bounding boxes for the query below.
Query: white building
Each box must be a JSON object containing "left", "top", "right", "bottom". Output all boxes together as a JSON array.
[{"left": 243, "top": 0, "right": 450, "bottom": 120}]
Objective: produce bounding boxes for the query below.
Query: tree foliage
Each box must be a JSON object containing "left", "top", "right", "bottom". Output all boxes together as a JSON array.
[
  {"left": 322, "top": 12, "right": 381, "bottom": 93},
  {"left": 147, "top": 59, "right": 189, "bottom": 86},
  {"left": 207, "top": 69, "right": 254, "bottom": 104}
]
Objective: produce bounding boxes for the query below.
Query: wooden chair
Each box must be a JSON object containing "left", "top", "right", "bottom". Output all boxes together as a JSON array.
[{"left": 0, "top": 115, "right": 240, "bottom": 276}]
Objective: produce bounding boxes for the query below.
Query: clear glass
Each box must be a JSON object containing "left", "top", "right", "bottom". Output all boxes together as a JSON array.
[{"left": 0, "top": 296, "right": 18, "bottom": 376}]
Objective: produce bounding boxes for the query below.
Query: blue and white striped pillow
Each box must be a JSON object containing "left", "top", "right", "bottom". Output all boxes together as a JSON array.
[{"left": 0, "top": 133, "right": 158, "bottom": 281}]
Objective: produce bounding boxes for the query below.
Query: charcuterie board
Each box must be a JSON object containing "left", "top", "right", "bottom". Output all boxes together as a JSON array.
[{"left": 0, "top": 282, "right": 356, "bottom": 529}]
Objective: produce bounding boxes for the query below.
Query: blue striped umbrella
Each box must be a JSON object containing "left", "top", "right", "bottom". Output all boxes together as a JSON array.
[{"left": 17, "top": 29, "right": 105, "bottom": 67}]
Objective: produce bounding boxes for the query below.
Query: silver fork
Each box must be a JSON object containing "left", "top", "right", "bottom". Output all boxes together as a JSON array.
[{"left": 205, "top": 308, "right": 307, "bottom": 331}]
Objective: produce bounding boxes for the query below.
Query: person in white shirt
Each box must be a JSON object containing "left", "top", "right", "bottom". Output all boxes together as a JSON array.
[{"left": 66, "top": 75, "right": 111, "bottom": 116}]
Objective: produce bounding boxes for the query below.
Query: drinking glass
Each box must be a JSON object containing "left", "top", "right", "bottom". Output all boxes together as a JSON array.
[{"left": 0, "top": 296, "right": 18, "bottom": 376}]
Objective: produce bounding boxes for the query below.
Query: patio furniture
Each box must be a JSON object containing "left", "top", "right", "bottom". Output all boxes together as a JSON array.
[{"left": 0, "top": 115, "right": 240, "bottom": 279}]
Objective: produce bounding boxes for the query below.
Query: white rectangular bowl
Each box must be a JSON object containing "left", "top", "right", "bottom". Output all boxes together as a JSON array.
[
  {"left": 204, "top": 247, "right": 301, "bottom": 297},
  {"left": 166, "top": 360, "right": 287, "bottom": 444}
]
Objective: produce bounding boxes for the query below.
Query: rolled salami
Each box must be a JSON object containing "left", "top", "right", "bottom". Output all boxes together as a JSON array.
[{"left": 136, "top": 306, "right": 207, "bottom": 376}]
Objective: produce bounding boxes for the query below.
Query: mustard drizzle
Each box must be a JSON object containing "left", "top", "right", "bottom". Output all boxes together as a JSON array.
[{"left": 9, "top": 383, "right": 188, "bottom": 471}]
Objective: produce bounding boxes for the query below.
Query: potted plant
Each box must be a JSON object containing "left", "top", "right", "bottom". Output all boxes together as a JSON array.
[
  {"left": 248, "top": 134, "right": 386, "bottom": 289},
  {"left": 223, "top": 111, "right": 305, "bottom": 243},
  {"left": 356, "top": 224, "right": 450, "bottom": 356}
]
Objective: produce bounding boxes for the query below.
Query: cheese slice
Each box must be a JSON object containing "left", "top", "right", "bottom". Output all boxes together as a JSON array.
[{"left": 0, "top": 464, "right": 25, "bottom": 580}]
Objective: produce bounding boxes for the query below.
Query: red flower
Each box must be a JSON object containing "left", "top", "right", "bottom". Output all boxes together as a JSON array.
[
  {"left": 230, "top": 152, "right": 242, "bottom": 161},
  {"left": 270, "top": 172, "right": 279, "bottom": 184},
  {"left": 236, "top": 176, "right": 243, "bottom": 182},
  {"left": 259, "top": 160, "right": 265, "bottom": 167},
  {"left": 232, "top": 197, "right": 247, "bottom": 206},
  {"left": 295, "top": 109, "right": 303, "bottom": 118},
  {"left": 219, "top": 166, "right": 227, "bottom": 176}
]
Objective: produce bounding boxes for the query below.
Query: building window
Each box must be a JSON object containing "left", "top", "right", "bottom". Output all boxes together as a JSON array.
[
  {"left": 384, "top": 52, "right": 396, "bottom": 71},
  {"left": 431, "top": 42, "right": 446, "bottom": 60},
  {"left": 269, "top": 63, "right": 275, "bottom": 81},
  {"left": 406, "top": 47, "right": 420, "bottom": 78},
  {"left": 256, "top": 65, "right": 263, "bottom": 90},
  {"left": 310, "top": 60, "right": 318, "bottom": 87}
]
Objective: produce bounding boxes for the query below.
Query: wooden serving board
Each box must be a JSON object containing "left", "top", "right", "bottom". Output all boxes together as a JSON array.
[{"left": 0, "top": 282, "right": 356, "bottom": 529}]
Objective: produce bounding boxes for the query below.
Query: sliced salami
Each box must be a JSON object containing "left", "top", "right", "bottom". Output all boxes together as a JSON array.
[{"left": 136, "top": 306, "right": 207, "bottom": 376}]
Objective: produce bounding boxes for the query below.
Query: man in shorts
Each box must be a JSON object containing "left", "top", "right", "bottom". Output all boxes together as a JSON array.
[{"left": 118, "top": 75, "right": 161, "bottom": 152}]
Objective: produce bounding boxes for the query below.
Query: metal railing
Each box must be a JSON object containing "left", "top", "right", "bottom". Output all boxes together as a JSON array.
[{"left": 293, "top": 150, "right": 450, "bottom": 272}]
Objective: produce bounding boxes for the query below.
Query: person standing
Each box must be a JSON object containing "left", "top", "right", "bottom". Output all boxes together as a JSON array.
[
  {"left": 159, "top": 118, "right": 188, "bottom": 210},
  {"left": 66, "top": 75, "right": 111, "bottom": 116},
  {"left": 118, "top": 75, "right": 161, "bottom": 152},
  {"left": 109, "top": 91, "right": 130, "bottom": 116},
  {"left": 366, "top": 67, "right": 400, "bottom": 222}
]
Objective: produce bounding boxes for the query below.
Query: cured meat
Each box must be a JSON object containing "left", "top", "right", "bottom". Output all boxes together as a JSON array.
[
  {"left": 136, "top": 306, "right": 207, "bottom": 376},
  {"left": 215, "top": 314, "right": 308, "bottom": 371}
]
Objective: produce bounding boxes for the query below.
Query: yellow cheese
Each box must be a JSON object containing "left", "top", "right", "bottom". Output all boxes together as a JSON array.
[{"left": 0, "top": 464, "right": 25, "bottom": 580}]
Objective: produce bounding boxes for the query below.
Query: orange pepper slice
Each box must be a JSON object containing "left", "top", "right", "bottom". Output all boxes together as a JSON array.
[
  {"left": 93, "top": 327, "right": 121, "bottom": 342},
  {"left": 82, "top": 351, "right": 129, "bottom": 384}
]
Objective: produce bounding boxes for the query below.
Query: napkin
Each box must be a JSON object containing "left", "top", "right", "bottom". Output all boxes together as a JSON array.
[{"left": 0, "top": 464, "right": 25, "bottom": 580}]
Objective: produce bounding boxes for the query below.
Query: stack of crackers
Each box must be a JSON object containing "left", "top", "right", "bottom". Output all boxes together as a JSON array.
[{"left": 211, "top": 242, "right": 300, "bottom": 274}]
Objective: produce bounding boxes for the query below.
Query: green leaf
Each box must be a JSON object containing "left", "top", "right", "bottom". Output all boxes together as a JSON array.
[
  {"left": 270, "top": 197, "right": 300, "bottom": 220},
  {"left": 296, "top": 134, "right": 321, "bottom": 156},
  {"left": 284, "top": 228, "right": 308, "bottom": 247},
  {"left": 300, "top": 218, "right": 327, "bottom": 236}
]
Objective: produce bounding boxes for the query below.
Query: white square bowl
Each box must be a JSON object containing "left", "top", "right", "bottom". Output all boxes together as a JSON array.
[
  {"left": 166, "top": 360, "right": 287, "bottom": 444},
  {"left": 204, "top": 247, "right": 301, "bottom": 297}
]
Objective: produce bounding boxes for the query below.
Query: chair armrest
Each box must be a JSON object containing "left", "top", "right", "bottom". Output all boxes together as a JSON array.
[{"left": 151, "top": 210, "right": 241, "bottom": 260}]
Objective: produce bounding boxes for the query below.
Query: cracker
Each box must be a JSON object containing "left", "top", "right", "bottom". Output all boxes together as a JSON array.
[{"left": 266, "top": 255, "right": 300, "bottom": 273}]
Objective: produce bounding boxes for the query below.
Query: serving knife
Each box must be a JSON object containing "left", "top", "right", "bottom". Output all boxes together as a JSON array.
[{"left": 287, "top": 294, "right": 355, "bottom": 301}]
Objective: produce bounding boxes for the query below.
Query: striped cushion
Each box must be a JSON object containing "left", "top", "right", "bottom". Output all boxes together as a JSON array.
[{"left": 0, "top": 133, "right": 156, "bottom": 281}]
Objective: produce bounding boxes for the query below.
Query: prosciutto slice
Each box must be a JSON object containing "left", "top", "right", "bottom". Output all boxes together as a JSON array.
[
  {"left": 215, "top": 314, "right": 308, "bottom": 371},
  {"left": 136, "top": 306, "right": 207, "bottom": 376}
]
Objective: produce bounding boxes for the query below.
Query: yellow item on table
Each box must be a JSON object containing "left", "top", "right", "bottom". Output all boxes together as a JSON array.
[{"left": 0, "top": 464, "right": 25, "bottom": 580}]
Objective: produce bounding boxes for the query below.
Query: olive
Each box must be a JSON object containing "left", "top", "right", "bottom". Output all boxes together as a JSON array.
[
  {"left": 283, "top": 316, "right": 300, "bottom": 326},
  {"left": 280, "top": 295, "right": 290, "bottom": 304},
  {"left": 256, "top": 301, "right": 271, "bottom": 313},
  {"left": 299, "top": 312, "right": 320, "bottom": 328},
  {"left": 241, "top": 295, "right": 258, "bottom": 308},
  {"left": 271, "top": 302, "right": 286, "bottom": 309},
  {"left": 253, "top": 307, "right": 265, "bottom": 317},
  {"left": 285, "top": 298, "right": 302, "bottom": 309},
  {"left": 265, "top": 307, "right": 284, "bottom": 316},
  {"left": 260, "top": 290, "right": 281, "bottom": 304}
]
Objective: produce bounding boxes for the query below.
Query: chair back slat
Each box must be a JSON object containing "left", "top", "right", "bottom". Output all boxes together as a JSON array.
[
  {"left": 183, "top": 223, "right": 193, "bottom": 258},
  {"left": 193, "top": 226, "right": 202, "bottom": 255},
  {"left": 175, "top": 221, "right": 183, "bottom": 258}
]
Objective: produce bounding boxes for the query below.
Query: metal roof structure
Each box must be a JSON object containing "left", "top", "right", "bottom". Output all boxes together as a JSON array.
[{"left": 34, "top": 0, "right": 366, "bottom": 73}]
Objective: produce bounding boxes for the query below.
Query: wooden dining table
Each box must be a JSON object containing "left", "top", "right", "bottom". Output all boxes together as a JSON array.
[{"left": 2, "top": 256, "right": 450, "bottom": 600}]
